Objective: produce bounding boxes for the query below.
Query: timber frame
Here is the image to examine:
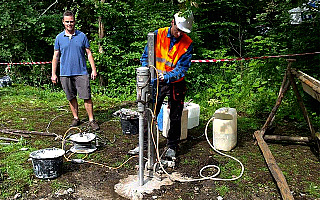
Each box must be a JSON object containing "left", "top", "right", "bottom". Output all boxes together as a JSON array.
[{"left": 253, "top": 59, "right": 320, "bottom": 200}]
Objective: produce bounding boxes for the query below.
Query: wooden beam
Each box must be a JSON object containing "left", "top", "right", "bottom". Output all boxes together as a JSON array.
[
  {"left": 259, "top": 79, "right": 291, "bottom": 138},
  {"left": 287, "top": 69, "right": 316, "bottom": 140},
  {"left": 254, "top": 131, "right": 294, "bottom": 200},
  {"left": 291, "top": 69, "right": 320, "bottom": 95}
]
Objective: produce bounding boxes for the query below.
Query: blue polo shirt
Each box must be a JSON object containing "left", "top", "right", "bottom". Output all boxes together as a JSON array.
[{"left": 54, "top": 30, "right": 89, "bottom": 76}]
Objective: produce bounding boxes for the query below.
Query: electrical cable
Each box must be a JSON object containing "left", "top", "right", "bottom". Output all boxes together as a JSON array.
[
  {"left": 61, "top": 126, "right": 138, "bottom": 170},
  {"left": 145, "top": 67, "right": 244, "bottom": 182}
]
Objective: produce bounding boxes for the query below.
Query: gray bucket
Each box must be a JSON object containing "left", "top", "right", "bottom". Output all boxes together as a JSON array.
[{"left": 29, "top": 148, "right": 65, "bottom": 179}]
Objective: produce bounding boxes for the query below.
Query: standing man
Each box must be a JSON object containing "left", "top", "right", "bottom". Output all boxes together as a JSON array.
[
  {"left": 128, "top": 12, "right": 194, "bottom": 159},
  {"left": 51, "top": 10, "right": 100, "bottom": 131}
]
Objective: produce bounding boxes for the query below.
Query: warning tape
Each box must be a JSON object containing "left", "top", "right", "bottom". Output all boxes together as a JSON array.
[
  {"left": 0, "top": 51, "right": 320, "bottom": 65},
  {"left": 191, "top": 51, "right": 320, "bottom": 63},
  {"left": 0, "top": 61, "right": 52, "bottom": 65}
]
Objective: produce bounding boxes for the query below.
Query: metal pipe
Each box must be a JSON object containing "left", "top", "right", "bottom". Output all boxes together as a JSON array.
[
  {"left": 137, "top": 66, "right": 150, "bottom": 186},
  {"left": 138, "top": 112, "right": 144, "bottom": 186},
  {"left": 147, "top": 32, "right": 156, "bottom": 175}
]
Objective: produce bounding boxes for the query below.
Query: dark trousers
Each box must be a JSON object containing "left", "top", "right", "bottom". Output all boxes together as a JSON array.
[{"left": 144, "top": 80, "right": 186, "bottom": 150}]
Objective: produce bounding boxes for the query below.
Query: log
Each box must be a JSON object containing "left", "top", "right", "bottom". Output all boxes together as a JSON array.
[
  {"left": 254, "top": 130, "right": 294, "bottom": 200},
  {"left": 0, "top": 129, "right": 31, "bottom": 138},
  {"left": 0, "top": 137, "right": 19, "bottom": 142},
  {"left": 259, "top": 79, "right": 291, "bottom": 138},
  {"left": 287, "top": 70, "right": 316, "bottom": 139},
  {"left": 0, "top": 129, "right": 56, "bottom": 136},
  {"left": 0, "top": 143, "right": 11, "bottom": 145},
  {"left": 264, "top": 135, "right": 311, "bottom": 143}
]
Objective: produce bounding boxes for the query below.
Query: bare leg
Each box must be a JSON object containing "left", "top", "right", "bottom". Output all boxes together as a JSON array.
[
  {"left": 84, "top": 99, "right": 94, "bottom": 121},
  {"left": 69, "top": 98, "right": 79, "bottom": 119}
]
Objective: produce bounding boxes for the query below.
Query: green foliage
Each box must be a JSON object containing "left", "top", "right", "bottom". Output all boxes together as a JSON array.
[{"left": 0, "top": 0, "right": 319, "bottom": 122}]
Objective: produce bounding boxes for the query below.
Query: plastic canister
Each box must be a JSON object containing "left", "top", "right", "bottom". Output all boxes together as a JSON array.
[
  {"left": 185, "top": 102, "right": 200, "bottom": 129},
  {"left": 212, "top": 107, "right": 237, "bottom": 151},
  {"left": 162, "top": 105, "right": 188, "bottom": 140}
]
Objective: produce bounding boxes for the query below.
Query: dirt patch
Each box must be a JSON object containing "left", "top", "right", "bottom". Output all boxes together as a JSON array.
[{"left": 2, "top": 104, "right": 320, "bottom": 200}]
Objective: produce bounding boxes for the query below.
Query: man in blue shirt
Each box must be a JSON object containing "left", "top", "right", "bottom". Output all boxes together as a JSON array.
[
  {"left": 128, "top": 13, "right": 194, "bottom": 160},
  {"left": 51, "top": 10, "right": 99, "bottom": 131}
]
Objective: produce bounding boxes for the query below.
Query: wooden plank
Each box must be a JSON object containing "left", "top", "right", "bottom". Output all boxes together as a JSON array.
[
  {"left": 302, "top": 82, "right": 320, "bottom": 102},
  {"left": 254, "top": 131, "right": 294, "bottom": 200},
  {"left": 291, "top": 69, "right": 320, "bottom": 102}
]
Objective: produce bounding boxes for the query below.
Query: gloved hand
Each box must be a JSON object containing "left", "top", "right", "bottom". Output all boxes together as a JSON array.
[{"left": 158, "top": 73, "right": 164, "bottom": 81}]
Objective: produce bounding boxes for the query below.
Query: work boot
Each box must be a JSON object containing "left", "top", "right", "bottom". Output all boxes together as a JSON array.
[
  {"left": 165, "top": 148, "right": 176, "bottom": 160},
  {"left": 89, "top": 119, "right": 100, "bottom": 131},
  {"left": 70, "top": 118, "right": 80, "bottom": 127}
]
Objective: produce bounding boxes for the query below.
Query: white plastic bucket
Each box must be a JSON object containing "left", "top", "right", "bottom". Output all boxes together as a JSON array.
[{"left": 212, "top": 107, "right": 237, "bottom": 151}]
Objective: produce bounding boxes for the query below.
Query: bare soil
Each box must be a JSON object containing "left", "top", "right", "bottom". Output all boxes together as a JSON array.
[{"left": 3, "top": 102, "right": 320, "bottom": 200}]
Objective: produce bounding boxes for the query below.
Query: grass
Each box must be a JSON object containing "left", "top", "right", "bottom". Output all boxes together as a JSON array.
[
  {"left": 215, "top": 185, "right": 229, "bottom": 196},
  {"left": 305, "top": 182, "right": 320, "bottom": 198},
  {"left": 1, "top": 84, "right": 320, "bottom": 199},
  {"left": 0, "top": 139, "right": 36, "bottom": 198},
  {"left": 0, "top": 84, "right": 129, "bottom": 198}
]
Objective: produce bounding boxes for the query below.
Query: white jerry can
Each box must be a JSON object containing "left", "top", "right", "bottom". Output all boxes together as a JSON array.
[
  {"left": 162, "top": 105, "right": 188, "bottom": 140},
  {"left": 162, "top": 102, "right": 200, "bottom": 140},
  {"left": 213, "top": 107, "right": 237, "bottom": 151}
]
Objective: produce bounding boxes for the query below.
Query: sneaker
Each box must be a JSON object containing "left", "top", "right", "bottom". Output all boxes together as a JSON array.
[
  {"left": 70, "top": 118, "right": 80, "bottom": 127},
  {"left": 165, "top": 148, "right": 176, "bottom": 160},
  {"left": 89, "top": 120, "right": 100, "bottom": 131},
  {"left": 127, "top": 146, "right": 147, "bottom": 155},
  {"left": 127, "top": 146, "right": 140, "bottom": 155}
]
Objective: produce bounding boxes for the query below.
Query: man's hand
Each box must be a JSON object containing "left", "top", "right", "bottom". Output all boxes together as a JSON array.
[
  {"left": 91, "top": 70, "right": 97, "bottom": 80},
  {"left": 158, "top": 73, "right": 164, "bottom": 81},
  {"left": 51, "top": 75, "right": 58, "bottom": 84}
]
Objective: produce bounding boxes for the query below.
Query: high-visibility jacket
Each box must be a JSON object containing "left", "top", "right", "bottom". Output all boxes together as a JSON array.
[{"left": 156, "top": 27, "right": 192, "bottom": 82}]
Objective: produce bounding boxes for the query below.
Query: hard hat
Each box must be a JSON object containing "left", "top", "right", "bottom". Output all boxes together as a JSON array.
[{"left": 174, "top": 12, "right": 194, "bottom": 33}]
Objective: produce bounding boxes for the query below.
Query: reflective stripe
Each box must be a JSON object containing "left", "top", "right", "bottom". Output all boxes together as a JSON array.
[
  {"left": 156, "top": 57, "right": 175, "bottom": 68},
  {"left": 156, "top": 69, "right": 166, "bottom": 74}
]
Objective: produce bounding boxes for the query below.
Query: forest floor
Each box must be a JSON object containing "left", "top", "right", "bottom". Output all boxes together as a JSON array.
[{"left": 1, "top": 100, "right": 320, "bottom": 200}]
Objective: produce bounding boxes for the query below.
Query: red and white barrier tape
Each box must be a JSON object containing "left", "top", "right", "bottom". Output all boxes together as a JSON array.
[
  {"left": 191, "top": 51, "right": 320, "bottom": 63},
  {"left": 0, "top": 61, "right": 52, "bottom": 65},
  {"left": 0, "top": 51, "right": 319, "bottom": 66}
]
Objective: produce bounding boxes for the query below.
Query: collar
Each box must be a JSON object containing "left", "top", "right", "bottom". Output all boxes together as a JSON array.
[
  {"left": 167, "top": 27, "right": 182, "bottom": 43},
  {"left": 167, "top": 27, "right": 172, "bottom": 38},
  {"left": 64, "top": 30, "right": 77, "bottom": 37}
]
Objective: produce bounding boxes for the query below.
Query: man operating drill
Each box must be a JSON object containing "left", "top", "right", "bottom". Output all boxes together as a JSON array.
[{"left": 128, "top": 12, "right": 194, "bottom": 160}]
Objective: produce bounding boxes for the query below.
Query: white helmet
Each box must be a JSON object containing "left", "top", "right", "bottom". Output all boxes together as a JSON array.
[{"left": 174, "top": 12, "right": 194, "bottom": 33}]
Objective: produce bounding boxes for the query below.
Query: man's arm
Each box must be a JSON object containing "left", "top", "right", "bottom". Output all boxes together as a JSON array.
[
  {"left": 86, "top": 48, "right": 97, "bottom": 80},
  {"left": 163, "top": 43, "right": 193, "bottom": 83},
  {"left": 51, "top": 50, "right": 60, "bottom": 84}
]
